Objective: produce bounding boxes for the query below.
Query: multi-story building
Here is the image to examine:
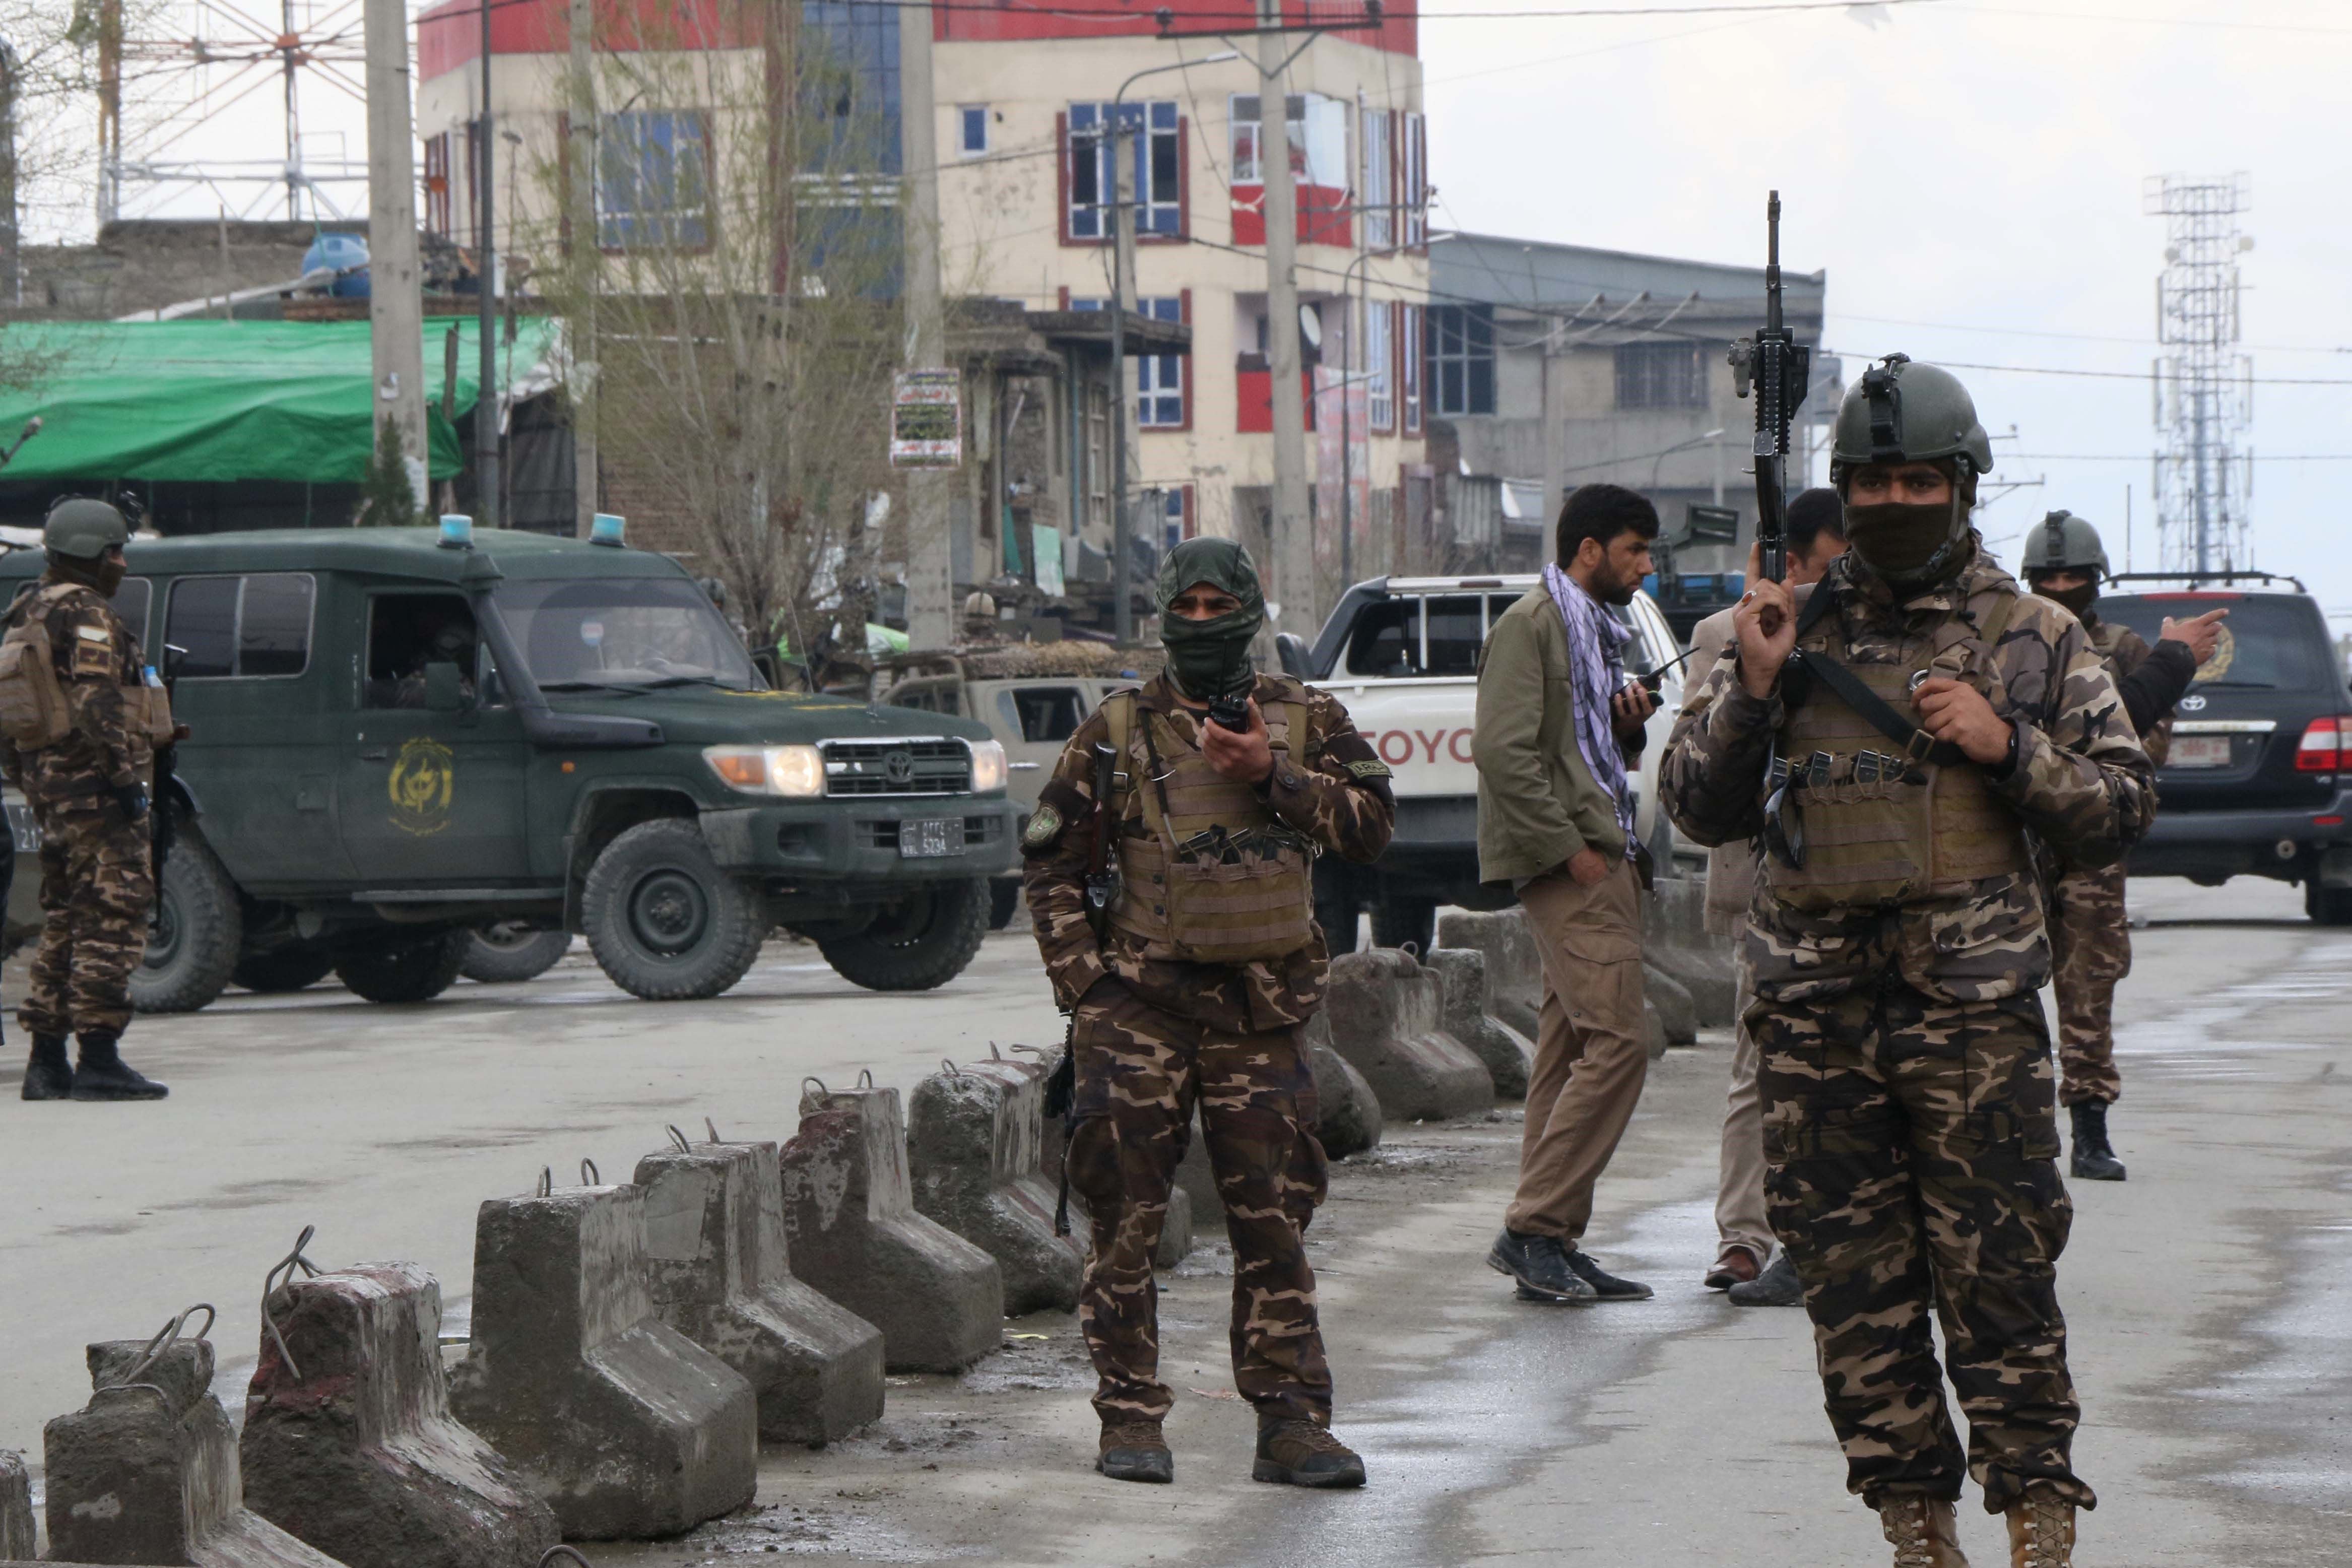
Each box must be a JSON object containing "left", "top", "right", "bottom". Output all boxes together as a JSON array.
[
  {"left": 1427, "top": 230, "right": 1833, "bottom": 612},
  {"left": 413, "top": 0, "right": 1430, "bottom": 629}
]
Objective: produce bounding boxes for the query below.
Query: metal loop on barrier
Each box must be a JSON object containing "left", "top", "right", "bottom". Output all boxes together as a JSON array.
[
  {"left": 667, "top": 1125, "right": 691, "bottom": 1153},
  {"left": 856, "top": 1068, "right": 876, "bottom": 1089},
  {"left": 540, "top": 1548, "right": 595, "bottom": 1568},
  {"left": 579, "top": 1158, "right": 601, "bottom": 1187},
  {"left": 705, "top": 1117, "right": 723, "bottom": 1143},
  {"left": 1399, "top": 940, "right": 1421, "bottom": 961},
  {"left": 801, "top": 1076, "right": 829, "bottom": 1104},
  {"left": 537, "top": 1166, "right": 554, "bottom": 1197},
  {"left": 260, "top": 1225, "right": 322, "bottom": 1384},
  {"left": 941, "top": 1058, "right": 961, "bottom": 1077},
  {"left": 100, "top": 1301, "right": 218, "bottom": 1402}
]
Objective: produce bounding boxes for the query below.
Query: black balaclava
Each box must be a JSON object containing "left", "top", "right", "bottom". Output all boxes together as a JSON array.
[
  {"left": 50, "top": 550, "right": 125, "bottom": 598},
  {"left": 2031, "top": 576, "right": 2099, "bottom": 620},
  {"left": 1841, "top": 460, "right": 1976, "bottom": 587},
  {"left": 1156, "top": 537, "right": 1265, "bottom": 701}
]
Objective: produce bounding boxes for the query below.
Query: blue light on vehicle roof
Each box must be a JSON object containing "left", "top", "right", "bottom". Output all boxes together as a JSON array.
[
  {"left": 437, "top": 514, "right": 474, "bottom": 550},
  {"left": 590, "top": 512, "right": 627, "bottom": 548}
]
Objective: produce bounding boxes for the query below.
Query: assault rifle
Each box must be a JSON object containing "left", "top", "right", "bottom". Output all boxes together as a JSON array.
[
  {"left": 1728, "top": 191, "right": 1812, "bottom": 587},
  {"left": 150, "top": 643, "right": 188, "bottom": 924},
  {"left": 1046, "top": 739, "right": 1125, "bottom": 1237}
]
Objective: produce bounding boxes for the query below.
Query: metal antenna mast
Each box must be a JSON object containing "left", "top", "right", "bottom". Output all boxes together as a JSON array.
[{"left": 2145, "top": 172, "right": 2254, "bottom": 576}]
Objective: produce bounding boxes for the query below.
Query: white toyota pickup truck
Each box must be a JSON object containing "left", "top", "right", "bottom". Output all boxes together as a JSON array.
[{"left": 1277, "top": 574, "right": 1693, "bottom": 953}]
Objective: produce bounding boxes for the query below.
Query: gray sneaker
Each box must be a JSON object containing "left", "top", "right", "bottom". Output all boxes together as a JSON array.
[{"left": 1728, "top": 1253, "right": 1803, "bottom": 1307}]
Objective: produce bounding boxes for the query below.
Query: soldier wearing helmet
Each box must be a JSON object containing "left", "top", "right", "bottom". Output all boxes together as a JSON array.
[
  {"left": 2020, "top": 510, "right": 2223, "bottom": 1180},
  {"left": 3, "top": 499, "right": 174, "bottom": 1101},
  {"left": 1661, "top": 357, "right": 2158, "bottom": 1567}
]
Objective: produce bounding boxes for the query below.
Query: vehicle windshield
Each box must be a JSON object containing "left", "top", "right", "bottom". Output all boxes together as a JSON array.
[
  {"left": 496, "top": 577, "right": 758, "bottom": 692},
  {"left": 2099, "top": 593, "right": 2336, "bottom": 694}
]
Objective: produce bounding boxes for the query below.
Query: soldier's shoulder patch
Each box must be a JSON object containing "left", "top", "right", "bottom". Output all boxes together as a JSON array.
[
  {"left": 74, "top": 623, "right": 110, "bottom": 642},
  {"left": 1343, "top": 757, "right": 1391, "bottom": 780},
  {"left": 1022, "top": 806, "right": 1064, "bottom": 848}
]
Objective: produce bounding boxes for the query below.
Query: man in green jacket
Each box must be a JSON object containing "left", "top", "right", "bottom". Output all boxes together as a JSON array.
[{"left": 1473, "top": 484, "right": 1659, "bottom": 1302}]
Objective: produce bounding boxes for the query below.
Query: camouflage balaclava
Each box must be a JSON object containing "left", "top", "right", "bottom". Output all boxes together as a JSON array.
[{"left": 1156, "top": 537, "right": 1265, "bottom": 701}]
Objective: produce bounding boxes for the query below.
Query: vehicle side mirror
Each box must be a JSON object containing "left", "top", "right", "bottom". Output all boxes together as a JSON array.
[
  {"left": 750, "top": 649, "right": 783, "bottom": 691},
  {"left": 423, "top": 660, "right": 466, "bottom": 712},
  {"left": 1274, "top": 632, "right": 1312, "bottom": 679}
]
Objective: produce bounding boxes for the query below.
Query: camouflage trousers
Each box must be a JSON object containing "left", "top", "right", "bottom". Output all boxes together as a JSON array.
[
  {"left": 20, "top": 799, "right": 154, "bottom": 1038},
  {"left": 1755, "top": 983, "right": 2094, "bottom": 1515},
  {"left": 1066, "top": 982, "right": 1331, "bottom": 1427},
  {"left": 2048, "top": 864, "right": 2128, "bottom": 1106}
]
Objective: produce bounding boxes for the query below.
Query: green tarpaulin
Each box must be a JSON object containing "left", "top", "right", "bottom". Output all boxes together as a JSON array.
[{"left": 0, "top": 317, "right": 563, "bottom": 485}]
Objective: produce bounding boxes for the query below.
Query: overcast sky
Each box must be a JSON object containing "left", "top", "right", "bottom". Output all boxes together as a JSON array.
[
  {"left": 87, "top": 0, "right": 2352, "bottom": 619},
  {"left": 1421, "top": 0, "right": 2352, "bottom": 622}
]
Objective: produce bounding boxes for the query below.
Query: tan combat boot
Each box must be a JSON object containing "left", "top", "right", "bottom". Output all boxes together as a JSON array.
[
  {"left": 2004, "top": 1495, "right": 2075, "bottom": 1568},
  {"left": 1878, "top": 1497, "right": 1970, "bottom": 1567}
]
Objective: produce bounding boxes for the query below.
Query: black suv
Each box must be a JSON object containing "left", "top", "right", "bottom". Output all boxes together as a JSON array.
[{"left": 2100, "top": 574, "right": 2352, "bottom": 924}]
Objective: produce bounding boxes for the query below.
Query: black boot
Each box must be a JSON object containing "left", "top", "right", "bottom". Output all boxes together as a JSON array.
[
  {"left": 69, "top": 1032, "right": 168, "bottom": 1101},
  {"left": 21, "top": 1034, "right": 72, "bottom": 1101},
  {"left": 2068, "top": 1101, "right": 2124, "bottom": 1182}
]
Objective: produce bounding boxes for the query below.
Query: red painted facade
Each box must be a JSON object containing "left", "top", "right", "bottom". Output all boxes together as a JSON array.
[
  {"left": 1229, "top": 182, "right": 1351, "bottom": 248},
  {"left": 1236, "top": 366, "right": 1318, "bottom": 433},
  {"left": 933, "top": 0, "right": 1415, "bottom": 56},
  {"left": 418, "top": 0, "right": 765, "bottom": 82}
]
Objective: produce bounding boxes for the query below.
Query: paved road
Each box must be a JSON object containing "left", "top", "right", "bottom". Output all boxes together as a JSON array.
[{"left": 4, "top": 878, "right": 2345, "bottom": 1565}]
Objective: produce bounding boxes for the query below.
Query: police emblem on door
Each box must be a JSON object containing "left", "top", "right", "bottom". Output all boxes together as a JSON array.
[{"left": 387, "top": 736, "right": 456, "bottom": 836}]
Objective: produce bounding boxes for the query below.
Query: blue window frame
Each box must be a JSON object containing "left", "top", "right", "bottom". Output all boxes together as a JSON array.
[
  {"left": 597, "top": 110, "right": 710, "bottom": 248},
  {"left": 1067, "top": 101, "right": 1181, "bottom": 240},
  {"left": 1072, "top": 295, "right": 1185, "bottom": 426},
  {"left": 959, "top": 105, "right": 989, "bottom": 157}
]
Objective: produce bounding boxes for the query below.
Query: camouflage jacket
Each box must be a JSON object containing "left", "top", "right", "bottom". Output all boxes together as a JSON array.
[
  {"left": 2080, "top": 611, "right": 2173, "bottom": 768},
  {"left": 1021, "top": 672, "right": 1394, "bottom": 1034},
  {"left": 0, "top": 574, "right": 146, "bottom": 803},
  {"left": 1659, "top": 540, "right": 2157, "bottom": 1005}
]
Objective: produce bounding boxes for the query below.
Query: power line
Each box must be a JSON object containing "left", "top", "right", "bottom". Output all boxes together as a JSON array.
[{"left": 1827, "top": 351, "right": 2352, "bottom": 388}]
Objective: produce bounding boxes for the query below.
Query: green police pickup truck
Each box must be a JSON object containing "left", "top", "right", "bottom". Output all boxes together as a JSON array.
[{"left": 0, "top": 526, "right": 1018, "bottom": 1011}]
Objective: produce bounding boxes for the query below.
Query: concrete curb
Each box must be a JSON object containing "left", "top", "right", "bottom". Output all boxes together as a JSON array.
[
  {"left": 779, "top": 1083, "right": 1005, "bottom": 1373},
  {"left": 632, "top": 1137, "right": 888, "bottom": 1447},
  {"left": 0, "top": 1449, "right": 33, "bottom": 1560},
  {"left": 1321, "top": 949, "right": 1495, "bottom": 1122},
  {"left": 240, "top": 1261, "right": 558, "bottom": 1568},
  {"left": 44, "top": 1335, "right": 348, "bottom": 1566},
  {"left": 447, "top": 1182, "right": 759, "bottom": 1539},
  {"left": 908, "top": 1060, "right": 1086, "bottom": 1315}
]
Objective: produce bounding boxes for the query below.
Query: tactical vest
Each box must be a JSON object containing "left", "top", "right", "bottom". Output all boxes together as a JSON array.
[
  {"left": 1101, "top": 686, "right": 1318, "bottom": 964},
  {"left": 1767, "top": 583, "right": 2029, "bottom": 914},
  {"left": 0, "top": 582, "right": 172, "bottom": 759}
]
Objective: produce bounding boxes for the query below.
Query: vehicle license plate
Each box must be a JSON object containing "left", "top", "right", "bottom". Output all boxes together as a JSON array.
[
  {"left": 899, "top": 818, "right": 964, "bottom": 858},
  {"left": 2170, "top": 736, "right": 2231, "bottom": 768}
]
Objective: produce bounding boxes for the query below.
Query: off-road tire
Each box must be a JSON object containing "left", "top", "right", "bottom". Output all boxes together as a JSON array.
[
  {"left": 582, "top": 818, "right": 767, "bottom": 1000},
  {"left": 461, "top": 925, "right": 571, "bottom": 984},
  {"left": 132, "top": 828, "right": 243, "bottom": 1014},
  {"left": 2306, "top": 878, "right": 2352, "bottom": 927},
  {"left": 1371, "top": 896, "right": 1436, "bottom": 956},
  {"left": 988, "top": 877, "right": 1022, "bottom": 931},
  {"left": 818, "top": 877, "right": 988, "bottom": 992},
  {"left": 232, "top": 944, "right": 337, "bottom": 994},
  {"left": 335, "top": 931, "right": 470, "bottom": 1004}
]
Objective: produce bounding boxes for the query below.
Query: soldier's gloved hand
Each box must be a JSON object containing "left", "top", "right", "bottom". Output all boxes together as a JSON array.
[{"left": 109, "top": 782, "right": 150, "bottom": 822}]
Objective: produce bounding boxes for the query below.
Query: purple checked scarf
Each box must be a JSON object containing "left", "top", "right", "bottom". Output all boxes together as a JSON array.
[{"left": 1541, "top": 562, "right": 1638, "bottom": 859}]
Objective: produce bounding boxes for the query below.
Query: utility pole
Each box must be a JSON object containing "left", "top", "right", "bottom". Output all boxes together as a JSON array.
[
  {"left": 900, "top": 0, "right": 952, "bottom": 649},
  {"left": 0, "top": 44, "right": 18, "bottom": 307},
  {"left": 568, "top": 0, "right": 598, "bottom": 535},
  {"left": 1108, "top": 113, "right": 1135, "bottom": 644},
  {"left": 95, "top": 0, "right": 122, "bottom": 225},
  {"left": 474, "top": 0, "right": 500, "bottom": 529},
  {"left": 1256, "top": 2, "right": 1314, "bottom": 633},
  {"left": 364, "top": 0, "right": 428, "bottom": 518}
]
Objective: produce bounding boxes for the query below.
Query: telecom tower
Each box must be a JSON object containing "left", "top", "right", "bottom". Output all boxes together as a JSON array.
[
  {"left": 95, "top": 0, "right": 369, "bottom": 225},
  {"left": 2144, "top": 172, "right": 2254, "bottom": 576}
]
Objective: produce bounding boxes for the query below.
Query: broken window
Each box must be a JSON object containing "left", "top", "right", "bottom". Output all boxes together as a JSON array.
[{"left": 1067, "top": 101, "right": 1182, "bottom": 240}]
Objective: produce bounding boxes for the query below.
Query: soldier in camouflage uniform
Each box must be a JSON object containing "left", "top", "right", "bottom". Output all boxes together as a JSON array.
[
  {"left": 1661, "top": 359, "right": 2156, "bottom": 1568},
  {"left": 2020, "top": 510, "right": 2222, "bottom": 1182},
  {"left": 1022, "top": 538, "right": 1392, "bottom": 1489},
  {"left": 5, "top": 500, "right": 171, "bottom": 1101}
]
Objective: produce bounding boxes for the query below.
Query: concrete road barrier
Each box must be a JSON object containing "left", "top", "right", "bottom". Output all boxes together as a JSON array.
[
  {"left": 1, "top": 1448, "right": 32, "bottom": 1559},
  {"left": 44, "top": 1317, "right": 347, "bottom": 1566},
  {"left": 1641, "top": 873, "right": 1736, "bottom": 1026},
  {"left": 1424, "top": 947, "right": 1535, "bottom": 1099},
  {"left": 779, "top": 1080, "right": 1004, "bottom": 1372},
  {"left": 909, "top": 1061, "right": 1085, "bottom": 1315},
  {"left": 1434, "top": 909, "right": 1545, "bottom": 1043},
  {"left": 1321, "top": 949, "right": 1495, "bottom": 1122},
  {"left": 1029, "top": 1054, "right": 1195, "bottom": 1270},
  {"left": 240, "top": 1258, "right": 558, "bottom": 1568},
  {"left": 1309, "top": 1024, "right": 1384, "bottom": 1159},
  {"left": 632, "top": 1134, "right": 887, "bottom": 1448},
  {"left": 448, "top": 1176, "right": 758, "bottom": 1539},
  {"left": 1643, "top": 962, "right": 1700, "bottom": 1047}
]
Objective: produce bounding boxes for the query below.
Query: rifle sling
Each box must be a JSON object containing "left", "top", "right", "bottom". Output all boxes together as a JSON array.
[{"left": 1781, "top": 584, "right": 1972, "bottom": 769}]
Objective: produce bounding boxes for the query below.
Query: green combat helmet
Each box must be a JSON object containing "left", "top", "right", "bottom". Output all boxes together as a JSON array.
[
  {"left": 42, "top": 497, "right": 130, "bottom": 560},
  {"left": 1828, "top": 355, "right": 1994, "bottom": 583},
  {"left": 2019, "top": 509, "right": 2111, "bottom": 582}
]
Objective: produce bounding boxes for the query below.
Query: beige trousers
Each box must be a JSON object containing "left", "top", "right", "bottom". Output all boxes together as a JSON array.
[
  {"left": 1505, "top": 857, "right": 1649, "bottom": 1241},
  {"left": 1714, "top": 951, "right": 1774, "bottom": 1265}
]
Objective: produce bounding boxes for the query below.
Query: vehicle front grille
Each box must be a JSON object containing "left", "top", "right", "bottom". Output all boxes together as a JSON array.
[
  {"left": 822, "top": 738, "right": 971, "bottom": 797},
  {"left": 857, "top": 815, "right": 1005, "bottom": 851}
]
